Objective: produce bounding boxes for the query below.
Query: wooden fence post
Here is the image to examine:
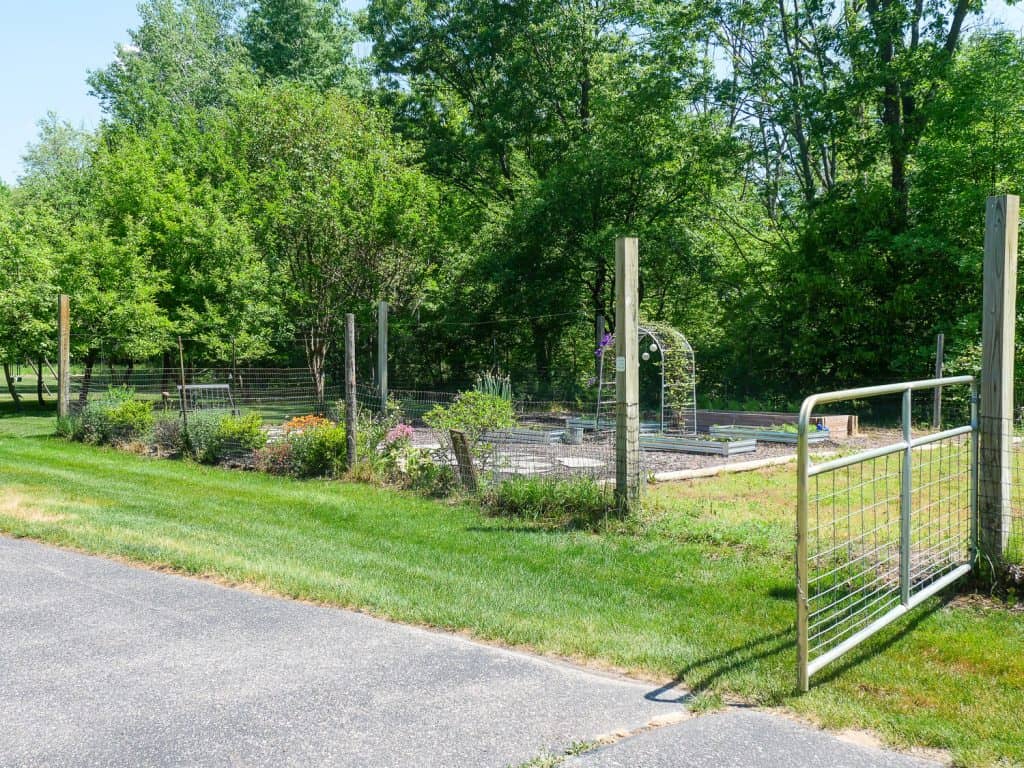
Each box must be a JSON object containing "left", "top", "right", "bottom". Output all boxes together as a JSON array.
[
  {"left": 979, "top": 194, "right": 1019, "bottom": 564},
  {"left": 615, "top": 237, "right": 641, "bottom": 512},
  {"left": 378, "top": 300, "right": 388, "bottom": 414},
  {"left": 177, "top": 336, "right": 189, "bottom": 431},
  {"left": 345, "top": 313, "right": 357, "bottom": 468},
  {"left": 932, "top": 332, "right": 944, "bottom": 429},
  {"left": 57, "top": 295, "right": 70, "bottom": 419},
  {"left": 450, "top": 429, "right": 477, "bottom": 491}
]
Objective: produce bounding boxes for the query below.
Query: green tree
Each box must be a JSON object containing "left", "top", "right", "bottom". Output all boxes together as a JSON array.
[
  {"left": 242, "top": 0, "right": 366, "bottom": 92},
  {"left": 0, "top": 187, "right": 57, "bottom": 406},
  {"left": 88, "top": 0, "right": 253, "bottom": 128},
  {"left": 224, "top": 83, "right": 440, "bottom": 401},
  {"left": 16, "top": 118, "right": 172, "bottom": 397},
  {"left": 87, "top": 120, "right": 282, "bottom": 365}
]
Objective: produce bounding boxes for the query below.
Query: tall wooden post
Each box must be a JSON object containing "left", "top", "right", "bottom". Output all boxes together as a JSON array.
[
  {"left": 932, "top": 332, "right": 944, "bottom": 429},
  {"left": 177, "top": 336, "right": 189, "bottom": 430},
  {"left": 57, "top": 294, "right": 70, "bottom": 419},
  {"left": 615, "top": 237, "right": 641, "bottom": 512},
  {"left": 979, "top": 194, "right": 1019, "bottom": 563},
  {"left": 345, "top": 313, "right": 357, "bottom": 468},
  {"left": 377, "top": 300, "right": 388, "bottom": 414}
]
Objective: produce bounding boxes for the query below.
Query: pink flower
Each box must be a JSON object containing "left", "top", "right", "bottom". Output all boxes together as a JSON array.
[{"left": 386, "top": 423, "right": 414, "bottom": 444}]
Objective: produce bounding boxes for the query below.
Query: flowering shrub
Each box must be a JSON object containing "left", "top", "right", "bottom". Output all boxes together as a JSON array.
[
  {"left": 283, "top": 414, "right": 331, "bottom": 433},
  {"left": 385, "top": 423, "right": 414, "bottom": 445}
]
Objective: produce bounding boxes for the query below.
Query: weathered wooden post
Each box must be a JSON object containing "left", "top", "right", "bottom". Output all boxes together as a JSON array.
[
  {"left": 345, "top": 313, "right": 357, "bottom": 468},
  {"left": 615, "top": 237, "right": 641, "bottom": 512},
  {"left": 177, "top": 336, "right": 189, "bottom": 431},
  {"left": 979, "top": 194, "right": 1019, "bottom": 563},
  {"left": 450, "top": 429, "right": 477, "bottom": 491},
  {"left": 932, "top": 332, "right": 944, "bottom": 429},
  {"left": 378, "top": 300, "right": 388, "bottom": 414},
  {"left": 57, "top": 294, "right": 70, "bottom": 419}
]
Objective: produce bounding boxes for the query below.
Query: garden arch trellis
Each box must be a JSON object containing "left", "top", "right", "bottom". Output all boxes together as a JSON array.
[{"left": 596, "top": 321, "right": 697, "bottom": 435}]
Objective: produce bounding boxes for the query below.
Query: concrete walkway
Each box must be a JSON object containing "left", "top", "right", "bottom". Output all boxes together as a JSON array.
[{"left": 0, "top": 536, "right": 941, "bottom": 767}]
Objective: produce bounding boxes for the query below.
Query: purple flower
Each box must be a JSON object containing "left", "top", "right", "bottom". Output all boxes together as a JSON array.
[{"left": 595, "top": 332, "right": 614, "bottom": 358}]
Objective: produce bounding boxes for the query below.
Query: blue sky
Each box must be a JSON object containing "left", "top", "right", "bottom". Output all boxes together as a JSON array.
[{"left": 1, "top": 0, "right": 1022, "bottom": 185}]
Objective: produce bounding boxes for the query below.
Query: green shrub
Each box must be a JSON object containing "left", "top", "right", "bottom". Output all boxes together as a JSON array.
[
  {"left": 55, "top": 415, "right": 76, "bottom": 439},
  {"left": 403, "top": 447, "right": 457, "bottom": 496},
  {"left": 288, "top": 422, "right": 348, "bottom": 477},
  {"left": 107, "top": 398, "right": 155, "bottom": 436},
  {"left": 71, "top": 386, "right": 154, "bottom": 445},
  {"left": 480, "top": 476, "right": 614, "bottom": 528},
  {"left": 254, "top": 442, "right": 294, "bottom": 475},
  {"left": 151, "top": 414, "right": 185, "bottom": 455},
  {"left": 186, "top": 411, "right": 266, "bottom": 464},
  {"left": 184, "top": 410, "right": 227, "bottom": 463},
  {"left": 217, "top": 412, "right": 266, "bottom": 451},
  {"left": 423, "top": 390, "right": 516, "bottom": 467}
]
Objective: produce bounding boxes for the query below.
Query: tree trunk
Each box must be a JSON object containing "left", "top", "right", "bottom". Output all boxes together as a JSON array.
[
  {"left": 304, "top": 331, "right": 329, "bottom": 415},
  {"left": 161, "top": 351, "right": 172, "bottom": 392},
  {"left": 592, "top": 256, "right": 609, "bottom": 378},
  {"left": 3, "top": 363, "right": 21, "bottom": 410},
  {"left": 37, "top": 357, "right": 45, "bottom": 405},
  {"left": 78, "top": 348, "right": 98, "bottom": 404},
  {"left": 532, "top": 323, "right": 553, "bottom": 392}
]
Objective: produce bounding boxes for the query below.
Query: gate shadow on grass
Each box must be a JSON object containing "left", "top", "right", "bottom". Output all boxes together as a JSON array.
[
  {"left": 645, "top": 597, "right": 948, "bottom": 702},
  {"left": 645, "top": 629, "right": 793, "bottom": 702}
]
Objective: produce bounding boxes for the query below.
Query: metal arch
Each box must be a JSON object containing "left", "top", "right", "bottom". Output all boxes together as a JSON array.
[{"left": 637, "top": 323, "right": 697, "bottom": 435}]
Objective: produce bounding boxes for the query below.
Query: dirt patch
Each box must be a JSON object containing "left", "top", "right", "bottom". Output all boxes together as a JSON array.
[{"left": 0, "top": 491, "right": 66, "bottom": 524}]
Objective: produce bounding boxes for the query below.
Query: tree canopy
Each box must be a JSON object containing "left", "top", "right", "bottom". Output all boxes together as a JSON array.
[{"left": 2, "top": 0, "right": 1020, "bottom": 406}]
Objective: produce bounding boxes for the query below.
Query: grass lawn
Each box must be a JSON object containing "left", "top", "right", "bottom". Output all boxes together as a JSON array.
[{"left": 0, "top": 407, "right": 1021, "bottom": 767}]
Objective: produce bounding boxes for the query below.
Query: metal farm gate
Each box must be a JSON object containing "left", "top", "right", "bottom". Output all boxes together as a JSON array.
[{"left": 796, "top": 377, "right": 977, "bottom": 690}]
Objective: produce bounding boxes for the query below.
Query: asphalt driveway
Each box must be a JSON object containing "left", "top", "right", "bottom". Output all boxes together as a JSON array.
[{"left": 0, "top": 536, "right": 941, "bottom": 767}]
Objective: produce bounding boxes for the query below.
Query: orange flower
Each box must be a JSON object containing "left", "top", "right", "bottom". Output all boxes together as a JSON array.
[{"left": 283, "top": 415, "right": 331, "bottom": 433}]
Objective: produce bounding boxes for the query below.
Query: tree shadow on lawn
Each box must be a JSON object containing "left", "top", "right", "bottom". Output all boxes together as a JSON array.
[
  {"left": 0, "top": 401, "right": 56, "bottom": 418},
  {"left": 645, "top": 598, "right": 946, "bottom": 702}
]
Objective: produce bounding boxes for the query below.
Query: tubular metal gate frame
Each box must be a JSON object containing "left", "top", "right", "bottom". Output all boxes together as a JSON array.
[{"left": 796, "top": 376, "right": 977, "bottom": 691}]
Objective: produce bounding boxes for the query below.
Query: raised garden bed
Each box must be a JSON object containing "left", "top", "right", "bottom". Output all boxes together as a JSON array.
[
  {"left": 640, "top": 434, "right": 757, "bottom": 456},
  {"left": 567, "top": 417, "right": 662, "bottom": 433},
  {"left": 483, "top": 427, "right": 566, "bottom": 445},
  {"left": 709, "top": 425, "right": 830, "bottom": 445}
]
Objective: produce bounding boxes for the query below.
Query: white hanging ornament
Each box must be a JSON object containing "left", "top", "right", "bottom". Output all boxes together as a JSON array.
[{"left": 641, "top": 352, "right": 650, "bottom": 361}]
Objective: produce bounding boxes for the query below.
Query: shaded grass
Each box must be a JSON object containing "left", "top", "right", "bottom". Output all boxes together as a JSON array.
[{"left": 0, "top": 414, "right": 1021, "bottom": 766}]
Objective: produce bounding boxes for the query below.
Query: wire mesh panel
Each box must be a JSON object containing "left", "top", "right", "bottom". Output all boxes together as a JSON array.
[
  {"left": 68, "top": 365, "right": 341, "bottom": 422},
  {"left": 797, "top": 377, "right": 976, "bottom": 691},
  {"left": 178, "top": 384, "right": 236, "bottom": 414}
]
